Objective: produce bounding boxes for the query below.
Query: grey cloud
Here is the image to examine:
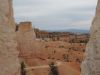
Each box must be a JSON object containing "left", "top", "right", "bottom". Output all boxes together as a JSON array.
[{"left": 13, "top": 0, "right": 97, "bottom": 30}]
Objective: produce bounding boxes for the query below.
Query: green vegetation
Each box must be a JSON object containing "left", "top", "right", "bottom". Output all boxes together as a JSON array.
[
  {"left": 63, "top": 54, "right": 69, "bottom": 62},
  {"left": 59, "top": 45, "right": 64, "bottom": 48},
  {"left": 49, "top": 62, "right": 59, "bottom": 75},
  {"left": 21, "top": 62, "right": 26, "bottom": 75}
]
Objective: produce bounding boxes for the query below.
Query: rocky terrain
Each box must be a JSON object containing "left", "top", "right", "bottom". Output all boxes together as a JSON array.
[
  {"left": 0, "top": 0, "right": 20, "bottom": 75},
  {"left": 0, "top": 0, "right": 99, "bottom": 75},
  {"left": 16, "top": 22, "right": 89, "bottom": 75},
  {"left": 81, "top": 0, "right": 100, "bottom": 75},
  {"left": 34, "top": 28, "right": 89, "bottom": 43}
]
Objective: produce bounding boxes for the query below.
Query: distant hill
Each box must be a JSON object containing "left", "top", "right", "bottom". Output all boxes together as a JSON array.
[{"left": 46, "top": 29, "right": 89, "bottom": 34}]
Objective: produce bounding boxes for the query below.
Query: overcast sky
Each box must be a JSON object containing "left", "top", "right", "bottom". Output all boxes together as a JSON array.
[{"left": 13, "top": 0, "right": 97, "bottom": 30}]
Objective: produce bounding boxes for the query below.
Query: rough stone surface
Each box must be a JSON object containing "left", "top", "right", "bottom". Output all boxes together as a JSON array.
[
  {"left": 81, "top": 0, "right": 100, "bottom": 75},
  {"left": 16, "top": 22, "right": 45, "bottom": 75},
  {"left": 16, "top": 22, "right": 36, "bottom": 60},
  {"left": 0, "top": 0, "right": 20, "bottom": 75}
]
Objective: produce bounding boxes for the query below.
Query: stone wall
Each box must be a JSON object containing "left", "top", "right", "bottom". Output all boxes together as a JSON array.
[
  {"left": 0, "top": 0, "right": 20, "bottom": 75},
  {"left": 81, "top": 0, "right": 100, "bottom": 75}
]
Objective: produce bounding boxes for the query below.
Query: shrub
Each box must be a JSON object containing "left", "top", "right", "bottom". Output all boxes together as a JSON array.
[
  {"left": 59, "top": 45, "right": 64, "bottom": 48},
  {"left": 49, "top": 62, "right": 59, "bottom": 75},
  {"left": 20, "top": 62, "right": 26, "bottom": 75}
]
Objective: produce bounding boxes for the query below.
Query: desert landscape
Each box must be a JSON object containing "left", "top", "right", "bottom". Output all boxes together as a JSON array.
[
  {"left": 0, "top": 0, "right": 100, "bottom": 75},
  {"left": 16, "top": 22, "right": 89, "bottom": 75}
]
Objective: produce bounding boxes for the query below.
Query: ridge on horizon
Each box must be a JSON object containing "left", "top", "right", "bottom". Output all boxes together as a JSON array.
[{"left": 36, "top": 28, "right": 90, "bottom": 33}]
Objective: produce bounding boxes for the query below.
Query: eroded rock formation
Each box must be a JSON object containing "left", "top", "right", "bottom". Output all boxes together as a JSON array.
[
  {"left": 16, "top": 21, "right": 88, "bottom": 75},
  {"left": 81, "top": 0, "right": 100, "bottom": 75},
  {"left": 34, "top": 28, "right": 89, "bottom": 43},
  {"left": 0, "top": 0, "right": 20, "bottom": 75},
  {"left": 16, "top": 22, "right": 46, "bottom": 75},
  {"left": 16, "top": 22, "right": 36, "bottom": 60}
]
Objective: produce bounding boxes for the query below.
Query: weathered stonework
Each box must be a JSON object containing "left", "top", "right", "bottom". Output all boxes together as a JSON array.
[
  {"left": 81, "top": 0, "right": 100, "bottom": 75},
  {"left": 0, "top": 0, "right": 20, "bottom": 75}
]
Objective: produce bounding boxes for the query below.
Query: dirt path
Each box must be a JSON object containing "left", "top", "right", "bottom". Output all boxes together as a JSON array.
[{"left": 25, "top": 61, "right": 62, "bottom": 70}]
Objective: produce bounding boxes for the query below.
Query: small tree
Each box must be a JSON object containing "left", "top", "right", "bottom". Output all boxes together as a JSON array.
[
  {"left": 21, "top": 62, "right": 26, "bottom": 75},
  {"left": 63, "top": 54, "right": 69, "bottom": 62},
  {"left": 49, "top": 62, "right": 59, "bottom": 75}
]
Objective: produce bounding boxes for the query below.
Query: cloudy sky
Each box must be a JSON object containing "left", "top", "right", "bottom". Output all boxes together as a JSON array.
[{"left": 13, "top": 0, "right": 97, "bottom": 30}]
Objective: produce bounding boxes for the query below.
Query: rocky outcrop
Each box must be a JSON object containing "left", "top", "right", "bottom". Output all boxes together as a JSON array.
[
  {"left": 0, "top": 0, "right": 20, "bottom": 75},
  {"left": 16, "top": 22, "right": 45, "bottom": 75},
  {"left": 16, "top": 21, "right": 87, "bottom": 75},
  {"left": 16, "top": 22, "right": 36, "bottom": 60},
  {"left": 34, "top": 28, "right": 89, "bottom": 43},
  {"left": 18, "top": 22, "right": 34, "bottom": 32},
  {"left": 81, "top": 0, "right": 100, "bottom": 75},
  {"left": 16, "top": 22, "right": 44, "bottom": 63}
]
